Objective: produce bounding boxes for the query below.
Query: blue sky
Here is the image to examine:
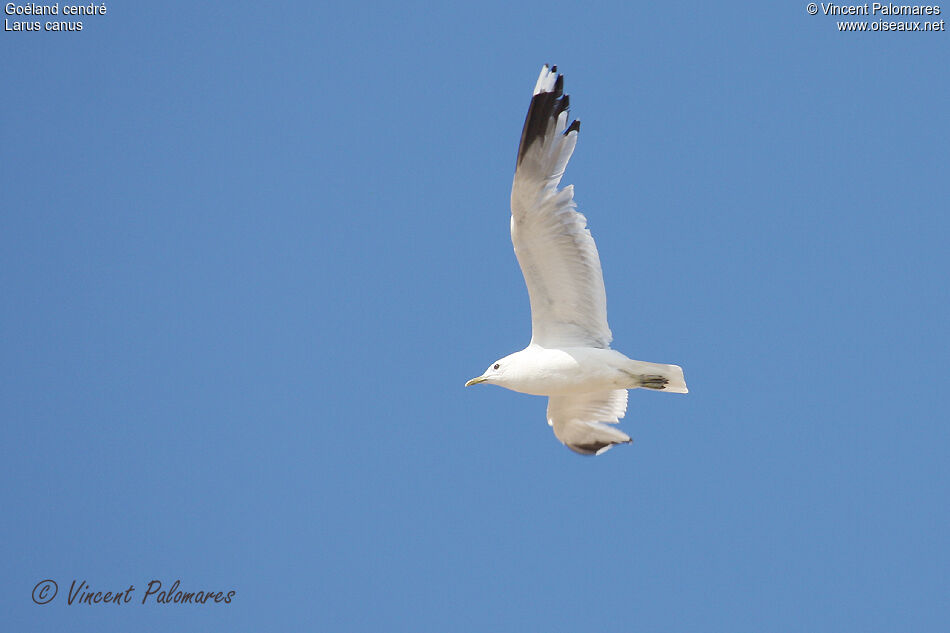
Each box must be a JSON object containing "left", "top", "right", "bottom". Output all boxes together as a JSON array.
[{"left": 3, "top": 2, "right": 948, "bottom": 631}]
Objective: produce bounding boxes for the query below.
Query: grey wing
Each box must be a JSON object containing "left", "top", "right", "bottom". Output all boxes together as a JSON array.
[
  {"left": 510, "top": 65, "right": 612, "bottom": 349},
  {"left": 547, "top": 390, "right": 631, "bottom": 455}
]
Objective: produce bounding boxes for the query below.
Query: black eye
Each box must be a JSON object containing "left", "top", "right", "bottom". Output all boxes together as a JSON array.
[{"left": 493, "top": 363, "right": 500, "bottom": 370}]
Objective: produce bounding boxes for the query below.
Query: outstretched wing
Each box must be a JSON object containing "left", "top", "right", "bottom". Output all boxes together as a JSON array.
[
  {"left": 510, "top": 65, "right": 612, "bottom": 349},
  {"left": 547, "top": 390, "right": 631, "bottom": 456}
]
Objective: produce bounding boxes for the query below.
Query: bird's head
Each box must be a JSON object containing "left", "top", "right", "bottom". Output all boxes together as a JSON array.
[{"left": 465, "top": 356, "right": 512, "bottom": 387}]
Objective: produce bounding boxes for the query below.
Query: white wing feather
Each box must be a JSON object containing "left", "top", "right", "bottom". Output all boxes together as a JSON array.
[
  {"left": 511, "top": 65, "right": 612, "bottom": 349},
  {"left": 547, "top": 390, "right": 631, "bottom": 455}
]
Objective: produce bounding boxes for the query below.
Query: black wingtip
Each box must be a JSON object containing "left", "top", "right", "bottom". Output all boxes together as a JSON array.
[
  {"left": 553, "top": 93, "right": 570, "bottom": 120},
  {"left": 565, "top": 119, "right": 580, "bottom": 134},
  {"left": 516, "top": 65, "right": 578, "bottom": 165}
]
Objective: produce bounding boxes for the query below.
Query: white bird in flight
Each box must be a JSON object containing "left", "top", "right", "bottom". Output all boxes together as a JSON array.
[{"left": 466, "top": 65, "right": 688, "bottom": 456}]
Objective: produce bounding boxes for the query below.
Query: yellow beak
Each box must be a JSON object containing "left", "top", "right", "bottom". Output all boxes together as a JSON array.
[{"left": 465, "top": 376, "right": 487, "bottom": 387}]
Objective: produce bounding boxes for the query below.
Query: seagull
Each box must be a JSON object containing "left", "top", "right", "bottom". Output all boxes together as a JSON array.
[{"left": 465, "top": 65, "right": 688, "bottom": 456}]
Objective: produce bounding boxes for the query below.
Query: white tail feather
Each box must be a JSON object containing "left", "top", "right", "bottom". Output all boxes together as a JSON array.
[{"left": 625, "top": 360, "right": 688, "bottom": 394}]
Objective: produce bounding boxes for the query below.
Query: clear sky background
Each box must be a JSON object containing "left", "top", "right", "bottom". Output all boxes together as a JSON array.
[{"left": 3, "top": 2, "right": 948, "bottom": 631}]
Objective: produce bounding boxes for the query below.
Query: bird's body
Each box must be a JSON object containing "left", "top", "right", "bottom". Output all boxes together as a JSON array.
[
  {"left": 478, "top": 346, "right": 686, "bottom": 397},
  {"left": 466, "top": 65, "right": 687, "bottom": 455}
]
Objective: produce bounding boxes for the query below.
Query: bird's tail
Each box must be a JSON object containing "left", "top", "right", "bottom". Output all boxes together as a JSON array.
[{"left": 624, "top": 359, "right": 688, "bottom": 394}]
